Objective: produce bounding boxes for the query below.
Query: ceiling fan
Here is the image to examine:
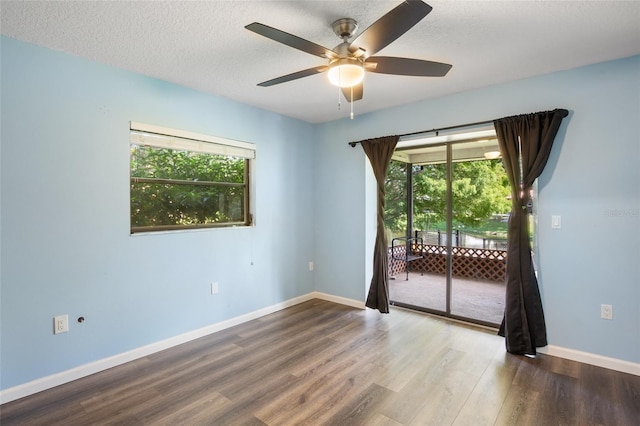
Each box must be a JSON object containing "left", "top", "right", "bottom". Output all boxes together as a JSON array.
[{"left": 245, "top": 0, "right": 452, "bottom": 107}]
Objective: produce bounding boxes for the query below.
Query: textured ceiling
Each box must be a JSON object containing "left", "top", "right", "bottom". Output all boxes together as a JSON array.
[{"left": 1, "top": 1, "right": 639, "bottom": 123}]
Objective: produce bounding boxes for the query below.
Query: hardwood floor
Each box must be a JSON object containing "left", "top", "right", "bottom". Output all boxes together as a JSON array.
[{"left": 2, "top": 299, "right": 639, "bottom": 425}]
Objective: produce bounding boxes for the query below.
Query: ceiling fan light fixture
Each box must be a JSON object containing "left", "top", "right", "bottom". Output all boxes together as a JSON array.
[{"left": 327, "top": 59, "right": 364, "bottom": 88}]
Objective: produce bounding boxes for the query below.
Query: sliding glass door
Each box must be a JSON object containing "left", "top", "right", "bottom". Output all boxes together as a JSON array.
[
  {"left": 449, "top": 141, "right": 510, "bottom": 325},
  {"left": 386, "top": 131, "right": 509, "bottom": 327}
]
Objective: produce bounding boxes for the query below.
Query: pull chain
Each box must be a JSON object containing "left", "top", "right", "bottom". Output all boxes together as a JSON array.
[
  {"left": 350, "top": 86, "right": 354, "bottom": 120},
  {"left": 336, "top": 86, "right": 355, "bottom": 120}
]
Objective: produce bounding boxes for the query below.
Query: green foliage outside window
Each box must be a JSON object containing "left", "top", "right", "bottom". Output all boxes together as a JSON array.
[
  {"left": 384, "top": 159, "right": 511, "bottom": 239},
  {"left": 384, "top": 160, "right": 409, "bottom": 235},
  {"left": 130, "top": 145, "right": 248, "bottom": 232}
]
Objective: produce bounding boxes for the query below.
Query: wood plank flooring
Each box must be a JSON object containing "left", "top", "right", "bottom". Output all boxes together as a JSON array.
[{"left": 2, "top": 299, "right": 639, "bottom": 425}]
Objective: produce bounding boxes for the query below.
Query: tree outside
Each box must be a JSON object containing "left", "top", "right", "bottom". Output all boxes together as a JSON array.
[
  {"left": 385, "top": 158, "right": 511, "bottom": 246},
  {"left": 130, "top": 145, "right": 247, "bottom": 229}
]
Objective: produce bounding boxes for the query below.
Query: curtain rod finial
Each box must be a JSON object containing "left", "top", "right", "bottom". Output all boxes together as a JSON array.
[{"left": 349, "top": 142, "right": 357, "bottom": 148}]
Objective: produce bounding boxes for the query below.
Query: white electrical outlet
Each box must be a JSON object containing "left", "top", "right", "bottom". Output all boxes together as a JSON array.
[
  {"left": 551, "top": 215, "right": 562, "bottom": 229},
  {"left": 211, "top": 282, "right": 219, "bottom": 295},
  {"left": 309, "top": 261, "right": 314, "bottom": 272},
  {"left": 54, "top": 315, "right": 69, "bottom": 334},
  {"left": 600, "top": 304, "right": 613, "bottom": 320}
]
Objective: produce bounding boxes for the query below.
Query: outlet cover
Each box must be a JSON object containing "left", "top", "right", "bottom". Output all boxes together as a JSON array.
[
  {"left": 54, "top": 315, "right": 69, "bottom": 334},
  {"left": 211, "top": 282, "right": 219, "bottom": 294},
  {"left": 309, "top": 261, "right": 314, "bottom": 272},
  {"left": 600, "top": 304, "right": 613, "bottom": 320}
]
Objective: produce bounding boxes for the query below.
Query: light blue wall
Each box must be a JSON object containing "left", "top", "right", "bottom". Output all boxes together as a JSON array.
[
  {"left": 314, "top": 55, "right": 640, "bottom": 364},
  {"left": 0, "top": 37, "right": 315, "bottom": 390},
  {"left": 1, "top": 34, "right": 638, "bottom": 393}
]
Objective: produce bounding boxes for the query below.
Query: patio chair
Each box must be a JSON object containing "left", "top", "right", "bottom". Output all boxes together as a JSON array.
[{"left": 391, "top": 237, "right": 424, "bottom": 281}]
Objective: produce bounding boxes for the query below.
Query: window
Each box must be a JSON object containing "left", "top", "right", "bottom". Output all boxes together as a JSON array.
[{"left": 129, "top": 122, "right": 255, "bottom": 233}]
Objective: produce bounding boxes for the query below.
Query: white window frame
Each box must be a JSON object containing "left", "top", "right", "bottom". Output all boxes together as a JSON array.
[{"left": 129, "top": 122, "right": 255, "bottom": 234}]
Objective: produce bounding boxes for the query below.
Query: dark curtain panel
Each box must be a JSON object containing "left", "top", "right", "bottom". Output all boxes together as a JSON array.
[
  {"left": 494, "top": 109, "right": 569, "bottom": 355},
  {"left": 360, "top": 135, "right": 400, "bottom": 313}
]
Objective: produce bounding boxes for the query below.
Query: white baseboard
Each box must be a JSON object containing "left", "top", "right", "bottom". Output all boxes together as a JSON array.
[
  {"left": 312, "top": 291, "right": 366, "bottom": 309},
  {"left": 538, "top": 345, "right": 640, "bottom": 376},
  {"left": 2, "top": 292, "right": 358, "bottom": 404}
]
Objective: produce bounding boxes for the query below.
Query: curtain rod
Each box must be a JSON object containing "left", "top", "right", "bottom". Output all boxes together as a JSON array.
[{"left": 348, "top": 118, "right": 495, "bottom": 147}]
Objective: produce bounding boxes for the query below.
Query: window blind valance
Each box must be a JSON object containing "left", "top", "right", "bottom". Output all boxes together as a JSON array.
[{"left": 130, "top": 122, "right": 256, "bottom": 159}]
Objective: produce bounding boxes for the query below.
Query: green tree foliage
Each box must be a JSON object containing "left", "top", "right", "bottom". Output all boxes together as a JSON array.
[
  {"left": 384, "top": 160, "right": 408, "bottom": 234},
  {"left": 385, "top": 159, "right": 511, "bottom": 234},
  {"left": 130, "top": 145, "right": 246, "bottom": 229}
]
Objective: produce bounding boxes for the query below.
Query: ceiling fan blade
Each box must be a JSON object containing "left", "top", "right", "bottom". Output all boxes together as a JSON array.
[
  {"left": 246, "top": 22, "right": 334, "bottom": 59},
  {"left": 257, "top": 66, "right": 327, "bottom": 87},
  {"left": 366, "top": 56, "right": 452, "bottom": 77},
  {"left": 349, "top": 0, "right": 432, "bottom": 58},
  {"left": 341, "top": 83, "right": 363, "bottom": 102}
]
